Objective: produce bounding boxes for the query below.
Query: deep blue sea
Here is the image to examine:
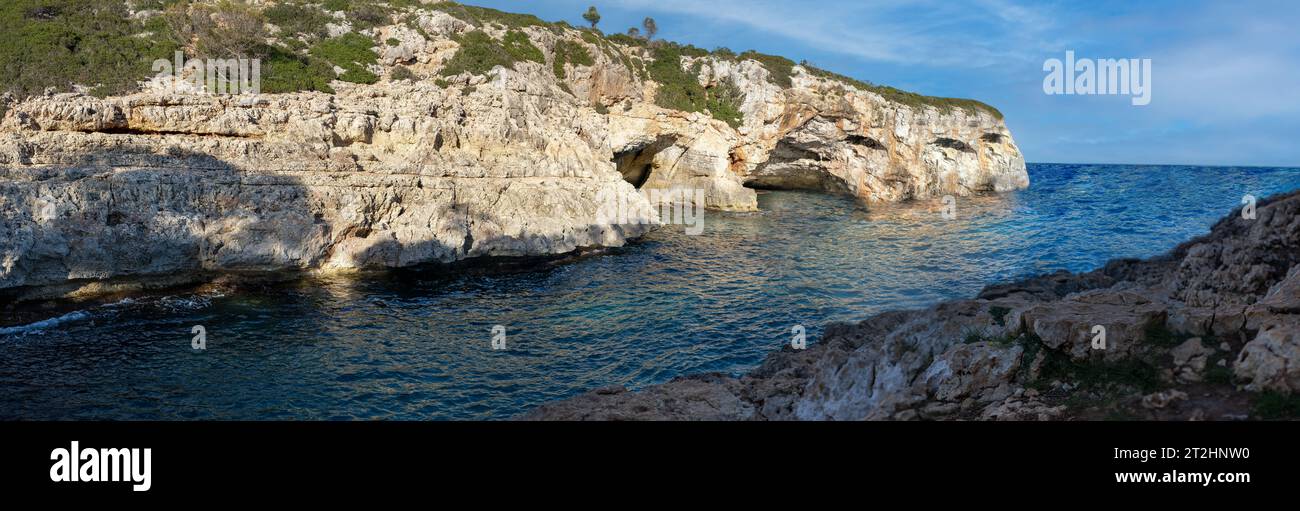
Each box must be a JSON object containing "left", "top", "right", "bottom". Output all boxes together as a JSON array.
[{"left": 2, "top": 163, "right": 1298, "bottom": 419}]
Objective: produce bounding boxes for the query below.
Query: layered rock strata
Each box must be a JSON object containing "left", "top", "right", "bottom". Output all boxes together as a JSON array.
[{"left": 0, "top": 4, "right": 1026, "bottom": 300}]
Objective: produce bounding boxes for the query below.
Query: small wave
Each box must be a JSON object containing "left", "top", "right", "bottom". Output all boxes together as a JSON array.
[
  {"left": 0, "top": 310, "right": 92, "bottom": 336},
  {"left": 103, "top": 297, "right": 137, "bottom": 308},
  {"left": 155, "top": 295, "right": 215, "bottom": 312},
  {"left": 0, "top": 294, "right": 220, "bottom": 337}
]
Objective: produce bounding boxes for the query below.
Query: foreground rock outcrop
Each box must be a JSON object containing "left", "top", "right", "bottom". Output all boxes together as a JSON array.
[
  {"left": 0, "top": 2, "right": 1025, "bottom": 302},
  {"left": 523, "top": 191, "right": 1300, "bottom": 420}
]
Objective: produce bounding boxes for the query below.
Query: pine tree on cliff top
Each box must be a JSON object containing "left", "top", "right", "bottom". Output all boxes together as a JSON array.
[{"left": 583, "top": 6, "right": 601, "bottom": 29}]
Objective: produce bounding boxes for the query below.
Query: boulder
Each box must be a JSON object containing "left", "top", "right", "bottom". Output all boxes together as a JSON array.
[{"left": 1235, "top": 318, "right": 1300, "bottom": 393}]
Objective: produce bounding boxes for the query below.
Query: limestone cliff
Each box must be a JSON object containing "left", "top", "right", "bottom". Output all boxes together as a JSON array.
[{"left": 0, "top": 2, "right": 1026, "bottom": 300}]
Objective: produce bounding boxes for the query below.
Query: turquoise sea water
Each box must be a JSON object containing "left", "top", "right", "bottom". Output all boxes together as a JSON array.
[{"left": 2, "top": 163, "right": 1298, "bottom": 419}]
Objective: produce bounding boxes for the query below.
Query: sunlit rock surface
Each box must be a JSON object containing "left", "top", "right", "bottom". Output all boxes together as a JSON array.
[{"left": 0, "top": 4, "right": 1024, "bottom": 300}]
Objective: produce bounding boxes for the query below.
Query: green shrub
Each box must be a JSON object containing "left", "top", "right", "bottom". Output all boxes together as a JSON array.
[
  {"left": 430, "top": 1, "right": 549, "bottom": 29},
  {"left": 386, "top": 37, "right": 401, "bottom": 47},
  {"left": 403, "top": 13, "right": 432, "bottom": 39},
  {"left": 0, "top": 0, "right": 1007, "bottom": 122},
  {"left": 259, "top": 44, "right": 336, "bottom": 93},
  {"left": 739, "top": 50, "right": 794, "bottom": 88},
  {"left": 647, "top": 45, "right": 707, "bottom": 113},
  {"left": 1204, "top": 361, "right": 1232, "bottom": 385},
  {"left": 1253, "top": 391, "right": 1300, "bottom": 420},
  {"left": 281, "top": 37, "right": 308, "bottom": 51},
  {"left": 629, "top": 57, "right": 647, "bottom": 81},
  {"left": 390, "top": 65, "right": 416, "bottom": 82},
  {"left": 801, "top": 61, "right": 1003, "bottom": 119},
  {"left": 502, "top": 30, "right": 544, "bottom": 64},
  {"left": 962, "top": 328, "right": 1017, "bottom": 345},
  {"left": 264, "top": 2, "right": 331, "bottom": 41},
  {"left": 706, "top": 81, "right": 745, "bottom": 127},
  {"left": 670, "top": 42, "right": 710, "bottom": 58},
  {"left": 989, "top": 306, "right": 1011, "bottom": 326},
  {"left": 321, "top": 0, "right": 413, "bottom": 30},
  {"left": 552, "top": 39, "right": 593, "bottom": 79},
  {"left": 646, "top": 45, "right": 743, "bottom": 125},
  {"left": 346, "top": 2, "right": 391, "bottom": 30},
  {"left": 1017, "top": 332, "right": 1163, "bottom": 394},
  {"left": 0, "top": 0, "right": 180, "bottom": 98},
  {"left": 321, "top": 0, "right": 351, "bottom": 11},
  {"left": 163, "top": 0, "right": 267, "bottom": 59},
  {"left": 440, "top": 30, "right": 540, "bottom": 77},
  {"left": 605, "top": 33, "right": 645, "bottom": 47},
  {"left": 562, "top": 40, "right": 594, "bottom": 66},
  {"left": 310, "top": 32, "right": 379, "bottom": 84}
]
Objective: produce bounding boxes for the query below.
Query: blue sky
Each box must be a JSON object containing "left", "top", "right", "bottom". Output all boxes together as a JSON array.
[{"left": 469, "top": 0, "right": 1300, "bottom": 167}]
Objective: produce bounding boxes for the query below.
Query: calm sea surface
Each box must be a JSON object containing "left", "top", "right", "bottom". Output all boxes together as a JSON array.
[{"left": 2, "top": 163, "right": 1298, "bottom": 419}]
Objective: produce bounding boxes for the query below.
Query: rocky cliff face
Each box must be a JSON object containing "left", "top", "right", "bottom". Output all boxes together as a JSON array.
[
  {"left": 523, "top": 191, "right": 1300, "bottom": 420},
  {"left": 0, "top": 4, "right": 1026, "bottom": 301}
]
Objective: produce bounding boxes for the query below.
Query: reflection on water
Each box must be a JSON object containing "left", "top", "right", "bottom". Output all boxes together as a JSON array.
[{"left": 2, "top": 163, "right": 1299, "bottom": 419}]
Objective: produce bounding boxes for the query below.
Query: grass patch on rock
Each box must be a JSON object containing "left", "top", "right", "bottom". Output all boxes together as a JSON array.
[
  {"left": 430, "top": 1, "right": 550, "bottom": 30},
  {"left": 606, "top": 33, "right": 646, "bottom": 48},
  {"left": 310, "top": 32, "right": 379, "bottom": 84},
  {"left": 440, "top": 30, "right": 542, "bottom": 77},
  {"left": 647, "top": 45, "right": 706, "bottom": 113},
  {"left": 1006, "top": 332, "right": 1164, "bottom": 394},
  {"left": 264, "top": 2, "right": 332, "bottom": 41},
  {"left": 260, "top": 44, "right": 337, "bottom": 93},
  {"left": 646, "top": 45, "right": 744, "bottom": 126},
  {"left": 801, "top": 61, "right": 1003, "bottom": 119},
  {"left": 503, "top": 30, "right": 544, "bottom": 65},
  {"left": 0, "top": 0, "right": 1009, "bottom": 125},
  {"left": 989, "top": 306, "right": 1012, "bottom": 327},
  {"left": 706, "top": 81, "right": 745, "bottom": 128},
  {"left": 1252, "top": 391, "right": 1300, "bottom": 420},
  {"left": 0, "top": 0, "right": 179, "bottom": 97},
  {"left": 552, "top": 39, "right": 593, "bottom": 79},
  {"left": 739, "top": 50, "right": 795, "bottom": 88},
  {"left": 1142, "top": 322, "right": 1194, "bottom": 349},
  {"left": 342, "top": 1, "right": 393, "bottom": 31},
  {"left": 389, "top": 65, "right": 415, "bottom": 82}
]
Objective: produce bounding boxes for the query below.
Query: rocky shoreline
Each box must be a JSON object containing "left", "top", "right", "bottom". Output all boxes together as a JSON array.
[
  {"left": 0, "top": 1, "right": 1025, "bottom": 304},
  {"left": 522, "top": 190, "right": 1300, "bottom": 420}
]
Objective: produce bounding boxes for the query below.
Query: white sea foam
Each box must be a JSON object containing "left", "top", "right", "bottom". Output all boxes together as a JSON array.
[{"left": 0, "top": 310, "right": 92, "bottom": 336}]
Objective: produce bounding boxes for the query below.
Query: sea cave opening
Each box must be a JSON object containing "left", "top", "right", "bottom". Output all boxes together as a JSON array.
[
  {"left": 742, "top": 139, "right": 853, "bottom": 196},
  {"left": 612, "top": 135, "right": 677, "bottom": 189}
]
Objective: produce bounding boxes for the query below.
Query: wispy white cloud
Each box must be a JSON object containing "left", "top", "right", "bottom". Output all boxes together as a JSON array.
[
  {"left": 610, "top": 0, "right": 1061, "bottom": 67},
  {"left": 564, "top": 0, "right": 1300, "bottom": 164},
  {"left": 1144, "top": 3, "right": 1300, "bottom": 122}
]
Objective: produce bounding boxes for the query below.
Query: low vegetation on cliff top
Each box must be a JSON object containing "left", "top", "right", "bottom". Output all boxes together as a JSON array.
[
  {"left": 0, "top": 0, "right": 178, "bottom": 97},
  {"left": 0, "top": 0, "right": 1002, "bottom": 120}
]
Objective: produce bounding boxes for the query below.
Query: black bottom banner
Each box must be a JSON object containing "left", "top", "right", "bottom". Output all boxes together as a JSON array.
[{"left": 0, "top": 421, "right": 1288, "bottom": 499}]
